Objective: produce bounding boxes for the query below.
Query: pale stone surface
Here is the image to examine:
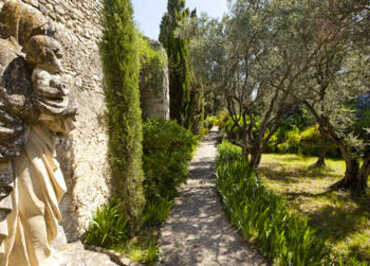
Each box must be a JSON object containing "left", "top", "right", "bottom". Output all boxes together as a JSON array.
[
  {"left": 0, "top": 1, "right": 76, "bottom": 265},
  {"left": 12, "top": 0, "right": 112, "bottom": 241},
  {"left": 140, "top": 39, "right": 170, "bottom": 120},
  {"left": 56, "top": 242, "right": 119, "bottom": 266}
]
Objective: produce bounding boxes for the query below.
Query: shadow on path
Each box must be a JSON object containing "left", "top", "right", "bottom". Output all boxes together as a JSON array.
[{"left": 158, "top": 128, "right": 266, "bottom": 266}]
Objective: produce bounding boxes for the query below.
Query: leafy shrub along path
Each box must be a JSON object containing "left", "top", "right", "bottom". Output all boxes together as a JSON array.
[{"left": 158, "top": 128, "right": 266, "bottom": 265}]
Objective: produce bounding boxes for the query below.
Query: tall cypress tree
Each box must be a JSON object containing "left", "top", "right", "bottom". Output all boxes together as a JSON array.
[
  {"left": 159, "top": 0, "right": 191, "bottom": 127},
  {"left": 101, "top": 0, "right": 145, "bottom": 232}
]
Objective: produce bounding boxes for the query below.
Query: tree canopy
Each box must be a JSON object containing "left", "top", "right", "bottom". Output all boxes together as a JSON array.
[{"left": 188, "top": 0, "right": 369, "bottom": 193}]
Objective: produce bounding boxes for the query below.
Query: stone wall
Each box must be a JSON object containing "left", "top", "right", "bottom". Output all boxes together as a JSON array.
[
  {"left": 1, "top": 0, "right": 111, "bottom": 241},
  {"left": 140, "top": 40, "right": 170, "bottom": 120}
]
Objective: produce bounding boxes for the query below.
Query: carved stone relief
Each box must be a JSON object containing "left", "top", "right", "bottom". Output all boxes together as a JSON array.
[{"left": 0, "top": 1, "right": 75, "bottom": 265}]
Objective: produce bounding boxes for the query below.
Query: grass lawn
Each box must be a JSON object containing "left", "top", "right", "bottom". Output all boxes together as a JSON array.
[{"left": 259, "top": 153, "right": 369, "bottom": 263}]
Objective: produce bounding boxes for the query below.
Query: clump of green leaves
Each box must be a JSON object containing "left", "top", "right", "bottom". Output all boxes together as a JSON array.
[
  {"left": 216, "top": 141, "right": 329, "bottom": 265},
  {"left": 83, "top": 198, "right": 160, "bottom": 265},
  {"left": 101, "top": 0, "right": 145, "bottom": 231},
  {"left": 203, "top": 116, "right": 217, "bottom": 130},
  {"left": 137, "top": 34, "right": 166, "bottom": 66},
  {"left": 83, "top": 197, "right": 129, "bottom": 249},
  {"left": 142, "top": 198, "right": 174, "bottom": 227}
]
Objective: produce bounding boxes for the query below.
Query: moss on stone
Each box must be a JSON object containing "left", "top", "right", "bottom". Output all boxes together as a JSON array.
[{"left": 138, "top": 36, "right": 169, "bottom": 120}]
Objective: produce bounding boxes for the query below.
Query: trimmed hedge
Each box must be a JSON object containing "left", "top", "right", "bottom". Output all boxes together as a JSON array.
[{"left": 216, "top": 141, "right": 329, "bottom": 265}]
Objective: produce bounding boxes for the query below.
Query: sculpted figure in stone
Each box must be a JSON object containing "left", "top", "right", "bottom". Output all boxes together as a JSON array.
[{"left": 0, "top": 1, "right": 76, "bottom": 265}]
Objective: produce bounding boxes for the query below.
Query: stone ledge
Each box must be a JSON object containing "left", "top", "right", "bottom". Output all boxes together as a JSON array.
[
  {"left": 56, "top": 241, "right": 118, "bottom": 266},
  {"left": 56, "top": 241, "right": 142, "bottom": 266}
]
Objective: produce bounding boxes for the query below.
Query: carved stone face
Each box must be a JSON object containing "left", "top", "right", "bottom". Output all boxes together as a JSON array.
[{"left": 23, "top": 35, "right": 63, "bottom": 74}]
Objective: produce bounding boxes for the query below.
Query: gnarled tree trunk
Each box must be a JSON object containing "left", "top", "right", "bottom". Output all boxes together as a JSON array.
[
  {"left": 331, "top": 153, "right": 369, "bottom": 194},
  {"left": 313, "top": 149, "right": 327, "bottom": 168},
  {"left": 249, "top": 146, "right": 262, "bottom": 169},
  {"left": 241, "top": 144, "right": 249, "bottom": 163}
]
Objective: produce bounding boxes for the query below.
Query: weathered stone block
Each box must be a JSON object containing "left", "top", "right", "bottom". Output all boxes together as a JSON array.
[
  {"left": 139, "top": 39, "right": 170, "bottom": 120},
  {"left": 14, "top": 0, "right": 110, "bottom": 242}
]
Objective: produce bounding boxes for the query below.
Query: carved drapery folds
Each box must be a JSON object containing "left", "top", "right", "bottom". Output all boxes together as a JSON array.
[{"left": 0, "top": 1, "right": 75, "bottom": 265}]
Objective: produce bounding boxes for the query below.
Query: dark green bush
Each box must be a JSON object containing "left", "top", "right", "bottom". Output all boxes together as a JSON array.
[
  {"left": 216, "top": 141, "right": 329, "bottom": 265},
  {"left": 142, "top": 119, "right": 198, "bottom": 203},
  {"left": 159, "top": 0, "right": 192, "bottom": 127}
]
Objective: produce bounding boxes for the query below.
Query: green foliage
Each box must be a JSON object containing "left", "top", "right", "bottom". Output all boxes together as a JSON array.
[
  {"left": 219, "top": 115, "right": 246, "bottom": 141},
  {"left": 83, "top": 197, "right": 129, "bottom": 249},
  {"left": 215, "top": 111, "right": 229, "bottom": 129},
  {"left": 84, "top": 199, "right": 160, "bottom": 265},
  {"left": 101, "top": 0, "right": 145, "bottom": 231},
  {"left": 84, "top": 120, "right": 197, "bottom": 264},
  {"left": 142, "top": 198, "right": 174, "bottom": 227},
  {"left": 137, "top": 35, "right": 169, "bottom": 120},
  {"left": 276, "top": 126, "right": 301, "bottom": 154},
  {"left": 216, "top": 141, "right": 329, "bottom": 265},
  {"left": 266, "top": 109, "right": 310, "bottom": 153},
  {"left": 266, "top": 124, "right": 341, "bottom": 158},
  {"left": 137, "top": 34, "right": 165, "bottom": 66},
  {"left": 188, "top": 85, "right": 205, "bottom": 134},
  {"left": 353, "top": 108, "right": 370, "bottom": 144},
  {"left": 159, "top": 0, "right": 192, "bottom": 127},
  {"left": 142, "top": 119, "right": 198, "bottom": 203},
  {"left": 299, "top": 125, "right": 340, "bottom": 157},
  {"left": 176, "top": 14, "right": 226, "bottom": 116},
  {"left": 203, "top": 116, "right": 217, "bottom": 130}
]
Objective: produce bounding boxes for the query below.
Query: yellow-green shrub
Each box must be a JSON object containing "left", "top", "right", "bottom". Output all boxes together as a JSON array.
[
  {"left": 203, "top": 116, "right": 217, "bottom": 130},
  {"left": 299, "top": 125, "right": 340, "bottom": 157}
]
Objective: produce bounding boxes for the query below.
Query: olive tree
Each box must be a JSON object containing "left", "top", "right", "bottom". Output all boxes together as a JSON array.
[
  {"left": 219, "top": 0, "right": 326, "bottom": 169},
  {"left": 292, "top": 0, "right": 369, "bottom": 193}
]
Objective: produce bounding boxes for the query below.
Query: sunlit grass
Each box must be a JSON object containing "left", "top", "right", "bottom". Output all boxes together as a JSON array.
[
  {"left": 259, "top": 153, "right": 370, "bottom": 263},
  {"left": 117, "top": 232, "right": 159, "bottom": 266}
]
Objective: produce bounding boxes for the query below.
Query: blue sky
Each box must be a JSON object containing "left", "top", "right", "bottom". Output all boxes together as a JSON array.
[{"left": 132, "top": 0, "right": 229, "bottom": 40}]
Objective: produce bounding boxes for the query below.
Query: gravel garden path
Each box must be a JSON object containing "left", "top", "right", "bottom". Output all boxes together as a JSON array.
[{"left": 158, "top": 128, "right": 266, "bottom": 266}]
